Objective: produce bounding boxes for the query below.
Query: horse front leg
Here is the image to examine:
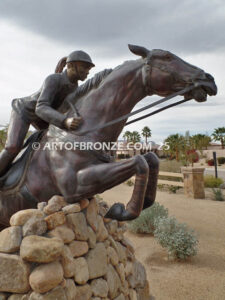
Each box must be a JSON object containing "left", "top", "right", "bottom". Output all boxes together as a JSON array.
[
  {"left": 143, "top": 152, "right": 159, "bottom": 209},
  {"left": 70, "top": 155, "right": 149, "bottom": 221}
]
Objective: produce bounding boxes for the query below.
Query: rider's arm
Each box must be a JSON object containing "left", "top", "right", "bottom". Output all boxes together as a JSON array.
[{"left": 35, "top": 74, "right": 67, "bottom": 129}]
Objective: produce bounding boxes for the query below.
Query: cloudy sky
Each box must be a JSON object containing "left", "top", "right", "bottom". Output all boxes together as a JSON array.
[{"left": 0, "top": 0, "right": 224, "bottom": 143}]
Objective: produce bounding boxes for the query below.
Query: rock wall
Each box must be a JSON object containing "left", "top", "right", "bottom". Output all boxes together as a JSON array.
[{"left": 0, "top": 196, "right": 150, "bottom": 300}]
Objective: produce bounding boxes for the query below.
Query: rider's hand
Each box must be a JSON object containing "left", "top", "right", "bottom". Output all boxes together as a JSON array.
[{"left": 64, "top": 117, "right": 82, "bottom": 130}]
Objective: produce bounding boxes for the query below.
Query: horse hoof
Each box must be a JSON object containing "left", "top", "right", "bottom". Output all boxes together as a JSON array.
[{"left": 104, "top": 202, "right": 137, "bottom": 221}]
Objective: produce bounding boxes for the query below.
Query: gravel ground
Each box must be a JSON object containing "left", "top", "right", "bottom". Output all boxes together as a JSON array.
[{"left": 101, "top": 184, "right": 225, "bottom": 300}]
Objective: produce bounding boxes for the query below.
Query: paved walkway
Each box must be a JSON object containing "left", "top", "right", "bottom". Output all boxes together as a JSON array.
[{"left": 205, "top": 168, "right": 225, "bottom": 180}]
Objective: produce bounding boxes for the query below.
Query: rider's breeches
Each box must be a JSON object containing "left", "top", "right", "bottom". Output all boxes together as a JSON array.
[
  {"left": 0, "top": 109, "right": 29, "bottom": 175},
  {"left": 5, "top": 109, "right": 29, "bottom": 154}
]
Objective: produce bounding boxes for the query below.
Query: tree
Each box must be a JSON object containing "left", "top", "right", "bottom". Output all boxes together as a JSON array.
[
  {"left": 123, "top": 131, "right": 132, "bottom": 142},
  {"left": 0, "top": 125, "right": 8, "bottom": 151},
  {"left": 142, "top": 126, "right": 152, "bottom": 144},
  {"left": 212, "top": 127, "right": 225, "bottom": 149},
  {"left": 191, "top": 134, "right": 211, "bottom": 152},
  {"left": 130, "top": 131, "right": 141, "bottom": 144},
  {"left": 164, "top": 134, "right": 184, "bottom": 161},
  {"left": 127, "top": 131, "right": 141, "bottom": 155}
]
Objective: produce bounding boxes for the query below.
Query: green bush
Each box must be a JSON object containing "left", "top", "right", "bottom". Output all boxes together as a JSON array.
[
  {"left": 95, "top": 194, "right": 103, "bottom": 202},
  {"left": 127, "top": 203, "right": 168, "bottom": 234},
  {"left": 154, "top": 217, "right": 198, "bottom": 260},
  {"left": 212, "top": 188, "right": 224, "bottom": 201},
  {"left": 126, "top": 180, "right": 134, "bottom": 187},
  {"left": 157, "top": 184, "right": 165, "bottom": 190},
  {"left": 217, "top": 157, "right": 225, "bottom": 164},
  {"left": 204, "top": 175, "right": 224, "bottom": 188},
  {"left": 168, "top": 186, "right": 181, "bottom": 194}
]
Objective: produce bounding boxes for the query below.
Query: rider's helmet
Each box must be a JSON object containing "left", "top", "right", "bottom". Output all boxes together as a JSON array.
[{"left": 66, "top": 50, "right": 95, "bottom": 67}]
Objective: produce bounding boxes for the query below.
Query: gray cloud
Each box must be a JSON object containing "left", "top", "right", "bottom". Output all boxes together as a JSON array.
[{"left": 0, "top": 0, "right": 225, "bottom": 58}]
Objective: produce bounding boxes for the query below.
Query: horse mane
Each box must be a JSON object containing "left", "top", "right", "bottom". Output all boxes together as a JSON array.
[
  {"left": 62, "top": 59, "right": 142, "bottom": 115},
  {"left": 68, "top": 68, "right": 113, "bottom": 105}
]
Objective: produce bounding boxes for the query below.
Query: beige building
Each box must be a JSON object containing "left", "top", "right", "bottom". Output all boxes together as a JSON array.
[
  {"left": 116, "top": 141, "right": 160, "bottom": 158},
  {"left": 200, "top": 143, "right": 225, "bottom": 159}
]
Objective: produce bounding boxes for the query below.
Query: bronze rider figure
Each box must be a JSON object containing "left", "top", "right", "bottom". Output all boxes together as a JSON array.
[{"left": 0, "top": 50, "right": 95, "bottom": 176}]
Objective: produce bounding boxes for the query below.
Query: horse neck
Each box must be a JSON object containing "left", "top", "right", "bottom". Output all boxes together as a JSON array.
[
  {"left": 97, "top": 60, "right": 147, "bottom": 141},
  {"left": 110, "top": 59, "right": 146, "bottom": 109}
]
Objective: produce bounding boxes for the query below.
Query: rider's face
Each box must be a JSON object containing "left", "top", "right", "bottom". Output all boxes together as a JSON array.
[
  {"left": 67, "top": 61, "right": 93, "bottom": 83},
  {"left": 76, "top": 61, "right": 93, "bottom": 81}
]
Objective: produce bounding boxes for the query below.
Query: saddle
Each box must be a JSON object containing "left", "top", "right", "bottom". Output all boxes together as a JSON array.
[{"left": 0, "top": 131, "right": 44, "bottom": 190}]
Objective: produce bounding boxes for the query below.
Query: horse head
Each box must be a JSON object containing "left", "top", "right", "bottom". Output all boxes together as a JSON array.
[{"left": 128, "top": 44, "right": 217, "bottom": 102}]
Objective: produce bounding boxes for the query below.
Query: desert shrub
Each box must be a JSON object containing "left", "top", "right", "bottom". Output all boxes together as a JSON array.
[
  {"left": 117, "top": 154, "right": 125, "bottom": 159},
  {"left": 212, "top": 188, "right": 224, "bottom": 201},
  {"left": 157, "top": 184, "right": 165, "bottom": 190},
  {"left": 168, "top": 186, "right": 181, "bottom": 194},
  {"left": 217, "top": 157, "right": 225, "bottom": 164},
  {"left": 127, "top": 203, "right": 168, "bottom": 234},
  {"left": 207, "top": 159, "right": 214, "bottom": 166},
  {"left": 126, "top": 179, "right": 134, "bottom": 187},
  {"left": 154, "top": 217, "right": 198, "bottom": 260},
  {"left": 95, "top": 194, "right": 103, "bottom": 202},
  {"left": 186, "top": 149, "right": 199, "bottom": 163},
  {"left": 204, "top": 175, "right": 223, "bottom": 188}
]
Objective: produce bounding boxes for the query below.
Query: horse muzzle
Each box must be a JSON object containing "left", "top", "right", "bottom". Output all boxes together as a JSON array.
[{"left": 184, "top": 79, "right": 217, "bottom": 103}]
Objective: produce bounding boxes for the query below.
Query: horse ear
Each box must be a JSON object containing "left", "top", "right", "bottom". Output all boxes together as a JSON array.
[{"left": 128, "top": 44, "right": 150, "bottom": 58}]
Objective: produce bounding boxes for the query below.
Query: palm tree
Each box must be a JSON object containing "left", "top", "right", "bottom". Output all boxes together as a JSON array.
[
  {"left": 164, "top": 134, "right": 184, "bottom": 161},
  {"left": 129, "top": 131, "right": 141, "bottom": 155},
  {"left": 123, "top": 131, "right": 132, "bottom": 142},
  {"left": 191, "top": 134, "right": 211, "bottom": 151},
  {"left": 130, "top": 131, "right": 141, "bottom": 144},
  {"left": 212, "top": 127, "right": 225, "bottom": 149},
  {"left": 142, "top": 126, "right": 152, "bottom": 144}
]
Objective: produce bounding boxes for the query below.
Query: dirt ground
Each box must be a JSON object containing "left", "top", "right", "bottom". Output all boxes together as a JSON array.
[{"left": 101, "top": 184, "right": 225, "bottom": 300}]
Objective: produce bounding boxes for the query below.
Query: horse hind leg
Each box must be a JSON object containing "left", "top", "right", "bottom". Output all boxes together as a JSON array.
[{"left": 73, "top": 155, "right": 149, "bottom": 221}]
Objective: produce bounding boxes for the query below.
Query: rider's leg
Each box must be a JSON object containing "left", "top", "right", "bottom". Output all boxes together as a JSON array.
[{"left": 0, "top": 109, "right": 29, "bottom": 176}]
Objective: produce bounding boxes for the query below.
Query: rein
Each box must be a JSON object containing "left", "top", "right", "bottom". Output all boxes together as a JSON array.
[{"left": 67, "top": 83, "right": 199, "bottom": 136}]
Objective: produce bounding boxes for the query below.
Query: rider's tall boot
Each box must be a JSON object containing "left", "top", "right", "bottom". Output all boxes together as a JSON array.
[{"left": 0, "top": 149, "right": 16, "bottom": 177}]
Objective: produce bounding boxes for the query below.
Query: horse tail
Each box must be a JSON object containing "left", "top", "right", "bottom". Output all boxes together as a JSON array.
[{"left": 55, "top": 56, "right": 67, "bottom": 73}]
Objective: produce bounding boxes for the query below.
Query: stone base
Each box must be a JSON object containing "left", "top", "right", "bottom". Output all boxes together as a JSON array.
[{"left": 0, "top": 195, "right": 151, "bottom": 300}]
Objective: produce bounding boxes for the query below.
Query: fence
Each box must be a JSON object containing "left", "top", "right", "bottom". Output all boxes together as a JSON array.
[
  {"left": 158, "top": 171, "right": 184, "bottom": 187},
  {"left": 131, "top": 168, "right": 205, "bottom": 199}
]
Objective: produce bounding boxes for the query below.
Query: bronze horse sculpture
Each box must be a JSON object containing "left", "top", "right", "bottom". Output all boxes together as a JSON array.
[{"left": 0, "top": 44, "right": 217, "bottom": 228}]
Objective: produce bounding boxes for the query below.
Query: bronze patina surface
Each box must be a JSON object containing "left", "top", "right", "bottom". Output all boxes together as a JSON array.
[{"left": 0, "top": 44, "right": 217, "bottom": 227}]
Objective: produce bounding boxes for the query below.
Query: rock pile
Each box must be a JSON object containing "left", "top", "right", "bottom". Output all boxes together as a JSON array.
[{"left": 0, "top": 196, "right": 150, "bottom": 300}]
